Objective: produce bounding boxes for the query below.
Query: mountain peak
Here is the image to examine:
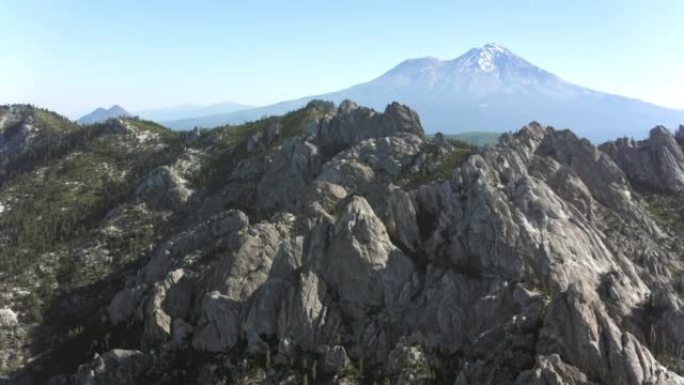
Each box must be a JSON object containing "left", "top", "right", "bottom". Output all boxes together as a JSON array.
[
  {"left": 481, "top": 42, "right": 510, "bottom": 52},
  {"left": 78, "top": 105, "right": 131, "bottom": 125},
  {"left": 161, "top": 44, "right": 684, "bottom": 143},
  {"left": 454, "top": 43, "right": 523, "bottom": 73}
]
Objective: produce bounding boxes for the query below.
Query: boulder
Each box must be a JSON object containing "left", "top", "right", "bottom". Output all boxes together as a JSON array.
[
  {"left": 322, "top": 196, "right": 414, "bottom": 309},
  {"left": 313, "top": 100, "right": 423, "bottom": 155},
  {"left": 134, "top": 166, "right": 193, "bottom": 209},
  {"left": 600, "top": 126, "right": 684, "bottom": 193},
  {"left": 323, "top": 345, "right": 351, "bottom": 373},
  {"left": 74, "top": 350, "right": 150, "bottom": 385},
  {"left": 0, "top": 307, "right": 18, "bottom": 327},
  {"left": 538, "top": 284, "right": 682, "bottom": 385}
]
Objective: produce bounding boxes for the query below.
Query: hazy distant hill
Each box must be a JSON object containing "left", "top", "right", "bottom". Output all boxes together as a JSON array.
[
  {"left": 448, "top": 131, "right": 501, "bottom": 147},
  {"left": 77, "top": 105, "right": 131, "bottom": 124},
  {"left": 165, "top": 44, "right": 684, "bottom": 142},
  {"left": 136, "top": 101, "right": 252, "bottom": 122},
  {"left": 161, "top": 107, "right": 261, "bottom": 130}
]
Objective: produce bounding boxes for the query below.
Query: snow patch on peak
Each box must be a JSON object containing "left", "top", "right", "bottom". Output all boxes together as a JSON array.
[
  {"left": 481, "top": 43, "right": 509, "bottom": 52},
  {"left": 477, "top": 49, "right": 498, "bottom": 72},
  {"left": 473, "top": 43, "right": 515, "bottom": 71},
  {"left": 447, "top": 43, "right": 541, "bottom": 75}
]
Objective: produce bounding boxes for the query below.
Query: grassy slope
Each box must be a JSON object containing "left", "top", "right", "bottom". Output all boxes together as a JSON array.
[{"left": 0, "top": 111, "right": 183, "bottom": 278}]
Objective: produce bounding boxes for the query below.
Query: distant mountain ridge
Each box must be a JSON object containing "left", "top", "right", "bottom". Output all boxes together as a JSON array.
[
  {"left": 446, "top": 131, "right": 501, "bottom": 147},
  {"left": 134, "top": 101, "right": 252, "bottom": 122},
  {"left": 163, "top": 43, "right": 684, "bottom": 142},
  {"left": 77, "top": 105, "right": 131, "bottom": 124}
]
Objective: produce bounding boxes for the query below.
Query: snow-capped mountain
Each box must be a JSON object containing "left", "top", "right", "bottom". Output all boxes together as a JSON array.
[
  {"left": 369, "top": 43, "right": 577, "bottom": 98},
  {"left": 77, "top": 105, "right": 131, "bottom": 125},
  {"left": 164, "top": 44, "right": 684, "bottom": 142},
  {"left": 335, "top": 43, "right": 595, "bottom": 107}
]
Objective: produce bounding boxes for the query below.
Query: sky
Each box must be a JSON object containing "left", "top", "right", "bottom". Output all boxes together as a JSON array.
[{"left": 1, "top": 0, "right": 683, "bottom": 117}]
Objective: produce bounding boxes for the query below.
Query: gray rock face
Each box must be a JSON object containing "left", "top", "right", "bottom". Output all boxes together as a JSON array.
[
  {"left": 322, "top": 196, "right": 413, "bottom": 309},
  {"left": 387, "top": 343, "right": 427, "bottom": 373},
  {"left": 514, "top": 354, "right": 594, "bottom": 385},
  {"left": 134, "top": 166, "right": 193, "bottom": 209},
  {"left": 192, "top": 290, "right": 241, "bottom": 352},
  {"left": 143, "top": 269, "right": 185, "bottom": 343},
  {"left": 200, "top": 99, "right": 423, "bottom": 219},
  {"left": 0, "top": 308, "right": 17, "bottom": 327},
  {"left": 601, "top": 126, "right": 684, "bottom": 192},
  {"left": 106, "top": 115, "right": 684, "bottom": 384},
  {"left": 649, "top": 289, "right": 684, "bottom": 359},
  {"left": 538, "top": 283, "right": 679, "bottom": 385},
  {"left": 255, "top": 139, "right": 324, "bottom": 214},
  {"left": 0, "top": 106, "right": 42, "bottom": 178},
  {"left": 675, "top": 125, "right": 684, "bottom": 145},
  {"left": 323, "top": 345, "right": 351, "bottom": 373},
  {"left": 74, "top": 350, "right": 149, "bottom": 385},
  {"left": 316, "top": 133, "right": 424, "bottom": 212},
  {"left": 21, "top": 101, "right": 684, "bottom": 385},
  {"left": 313, "top": 100, "right": 423, "bottom": 155}
]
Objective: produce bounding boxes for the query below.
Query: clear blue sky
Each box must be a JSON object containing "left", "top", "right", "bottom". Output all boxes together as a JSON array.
[{"left": 1, "top": 0, "right": 682, "bottom": 117}]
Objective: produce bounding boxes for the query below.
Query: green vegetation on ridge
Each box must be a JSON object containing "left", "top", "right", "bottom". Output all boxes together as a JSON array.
[
  {"left": 193, "top": 101, "right": 333, "bottom": 190},
  {"left": 0, "top": 112, "right": 183, "bottom": 279}
]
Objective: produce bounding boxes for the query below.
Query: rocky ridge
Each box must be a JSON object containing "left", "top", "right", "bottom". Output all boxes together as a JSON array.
[{"left": 0, "top": 101, "right": 683, "bottom": 385}]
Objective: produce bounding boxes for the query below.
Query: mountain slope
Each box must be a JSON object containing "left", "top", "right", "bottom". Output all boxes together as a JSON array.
[
  {"left": 166, "top": 44, "right": 684, "bottom": 142},
  {"left": 77, "top": 105, "right": 131, "bottom": 125},
  {"left": 1, "top": 101, "right": 684, "bottom": 385}
]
